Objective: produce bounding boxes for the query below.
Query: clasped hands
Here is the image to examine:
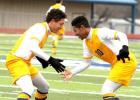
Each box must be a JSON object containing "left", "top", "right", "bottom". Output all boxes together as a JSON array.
[{"left": 36, "top": 56, "right": 72, "bottom": 80}]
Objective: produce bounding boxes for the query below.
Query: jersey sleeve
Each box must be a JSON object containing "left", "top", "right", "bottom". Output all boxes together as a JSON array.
[
  {"left": 98, "top": 28, "right": 128, "bottom": 46},
  {"left": 83, "top": 40, "right": 93, "bottom": 59},
  {"left": 98, "top": 28, "right": 117, "bottom": 40},
  {"left": 28, "top": 23, "right": 46, "bottom": 44}
]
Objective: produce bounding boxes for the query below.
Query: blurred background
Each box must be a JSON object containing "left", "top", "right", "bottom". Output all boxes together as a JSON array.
[{"left": 0, "top": 0, "right": 140, "bottom": 33}]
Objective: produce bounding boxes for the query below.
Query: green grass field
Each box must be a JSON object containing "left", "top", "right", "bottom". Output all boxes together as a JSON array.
[{"left": 0, "top": 34, "right": 140, "bottom": 100}]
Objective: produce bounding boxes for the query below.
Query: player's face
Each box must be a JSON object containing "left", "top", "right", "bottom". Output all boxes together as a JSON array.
[
  {"left": 50, "top": 19, "right": 65, "bottom": 33},
  {"left": 73, "top": 26, "right": 87, "bottom": 40}
]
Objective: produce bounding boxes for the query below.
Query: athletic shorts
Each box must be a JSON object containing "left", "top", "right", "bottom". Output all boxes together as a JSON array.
[
  {"left": 108, "top": 53, "right": 137, "bottom": 86},
  {"left": 6, "top": 54, "right": 39, "bottom": 84}
]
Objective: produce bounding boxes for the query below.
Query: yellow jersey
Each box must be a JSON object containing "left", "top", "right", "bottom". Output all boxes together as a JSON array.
[
  {"left": 9, "top": 22, "right": 50, "bottom": 62},
  {"left": 83, "top": 28, "right": 128, "bottom": 65}
]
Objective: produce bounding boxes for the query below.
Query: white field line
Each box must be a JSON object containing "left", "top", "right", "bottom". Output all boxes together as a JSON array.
[
  {"left": 50, "top": 89, "right": 140, "bottom": 98},
  {"left": 0, "top": 66, "right": 140, "bottom": 72},
  {"left": 0, "top": 91, "right": 17, "bottom": 95},
  {"left": 48, "top": 79, "right": 100, "bottom": 85},
  {"left": 0, "top": 33, "right": 78, "bottom": 39},
  {"left": 0, "top": 77, "right": 99, "bottom": 88},
  {"left": 0, "top": 97, "right": 15, "bottom": 100},
  {"left": 1, "top": 72, "right": 140, "bottom": 81},
  {"left": 0, "top": 85, "right": 140, "bottom": 99},
  {"left": 0, "top": 76, "right": 140, "bottom": 97},
  {"left": 0, "top": 67, "right": 140, "bottom": 80},
  {"left": 0, "top": 85, "right": 19, "bottom": 88},
  {"left": 48, "top": 80, "right": 140, "bottom": 89},
  {"left": 1, "top": 76, "right": 140, "bottom": 90},
  {"left": 41, "top": 71, "right": 140, "bottom": 80},
  {"left": 0, "top": 78, "right": 140, "bottom": 90}
]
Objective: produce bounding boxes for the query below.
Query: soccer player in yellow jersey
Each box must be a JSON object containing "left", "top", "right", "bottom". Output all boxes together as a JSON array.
[
  {"left": 46, "top": 0, "right": 66, "bottom": 55},
  {"left": 6, "top": 9, "right": 67, "bottom": 100},
  {"left": 63, "top": 16, "right": 137, "bottom": 100}
]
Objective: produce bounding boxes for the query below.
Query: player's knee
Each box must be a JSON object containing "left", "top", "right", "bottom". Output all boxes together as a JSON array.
[
  {"left": 38, "top": 82, "right": 49, "bottom": 93},
  {"left": 23, "top": 86, "right": 35, "bottom": 96},
  {"left": 41, "top": 85, "right": 49, "bottom": 93},
  {"left": 43, "top": 83, "right": 49, "bottom": 92}
]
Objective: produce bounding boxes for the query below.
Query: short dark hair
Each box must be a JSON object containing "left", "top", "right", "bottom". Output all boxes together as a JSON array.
[
  {"left": 46, "top": 9, "right": 67, "bottom": 23},
  {"left": 56, "top": 0, "right": 61, "bottom": 3},
  {"left": 71, "top": 16, "right": 90, "bottom": 28}
]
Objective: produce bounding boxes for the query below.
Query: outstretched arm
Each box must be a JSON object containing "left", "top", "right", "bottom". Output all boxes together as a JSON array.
[
  {"left": 63, "top": 40, "right": 92, "bottom": 80},
  {"left": 62, "top": 60, "right": 91, "bottom": 80},
  {"left": 29, "top": 39, "right": 50, "bottom": 61},
  {"left": 29, "top": 39, "right": 66, "bottom": 73},
  {"left": 72, "top": 60, "right": 91, "bottom": 76}
]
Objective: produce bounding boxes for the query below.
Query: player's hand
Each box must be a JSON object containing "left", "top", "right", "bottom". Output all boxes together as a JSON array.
[
  {"left": 36, "top": 56, "right": 50, "bottom": 68},
  {"left": 48, "top": 56, "right": 66, "bottom": 73},
  {"left": 117, "top": 45, "right": 130, "bottom": 63},
  {"left": 61, "top": 69, "right": 72, "bottom": 81},
  {"left": 55, "top": 58, "right": 63, "bottom": 62}
]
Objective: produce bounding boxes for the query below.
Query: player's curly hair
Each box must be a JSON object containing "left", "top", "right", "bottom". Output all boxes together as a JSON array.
[
  {"left": 46, "top": 9, "right": 67, "bottom": 23},
  {"left": 71, "top": 16, "right": 90, "bottom": 28}
]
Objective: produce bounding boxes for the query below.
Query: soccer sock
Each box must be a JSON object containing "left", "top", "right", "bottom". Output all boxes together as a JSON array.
[
  {"left": 17, "top": 92, "right": 31, "bottom": 100},
  {"left": 17, "top": 99, "right": 29, "bottom": 100},
  {"left": 34, "top": 90, "right": 48, "bottom": 100},
  {"left": 103, "top": 93, "right": 120, "bottom": 100},
  {"left": 103, "top": 96, "right": 120, "bottom": 100}
]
